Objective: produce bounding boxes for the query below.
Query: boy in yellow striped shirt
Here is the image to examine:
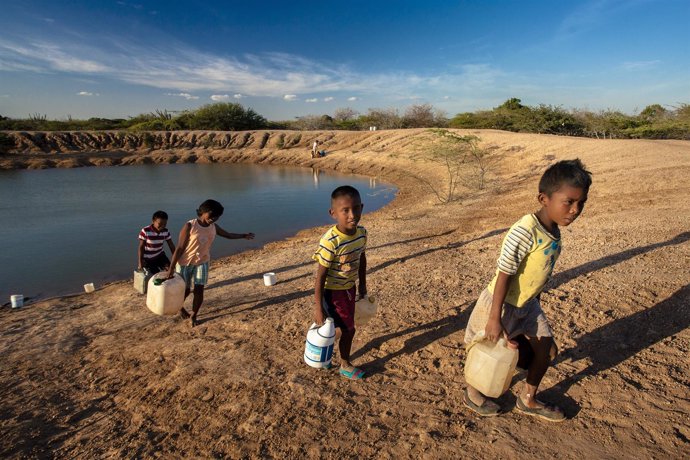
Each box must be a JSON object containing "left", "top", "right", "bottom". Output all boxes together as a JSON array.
[
  {"left": 463, "top": 159, "right": 592, "bottom": 421},
  {"left": 313, "top": 185, "right": 368, "bottom": 380}
]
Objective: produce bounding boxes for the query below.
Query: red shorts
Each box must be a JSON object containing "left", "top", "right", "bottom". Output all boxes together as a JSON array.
[{"left": 323, "top": 287, "right": 356, "bottom": 332}]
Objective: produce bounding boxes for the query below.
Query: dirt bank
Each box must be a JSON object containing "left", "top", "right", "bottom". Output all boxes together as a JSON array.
[{"left": 1, "top": 129, "right": 689, "bottom": 458}]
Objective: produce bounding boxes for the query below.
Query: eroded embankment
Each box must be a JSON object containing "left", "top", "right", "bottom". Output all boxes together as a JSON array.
[{"left": 0, "top": 129, "right": 431, "bottom": 171}]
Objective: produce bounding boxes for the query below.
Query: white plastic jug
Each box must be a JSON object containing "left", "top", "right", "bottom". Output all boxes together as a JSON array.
[
  {"left": 464, "top": 334, "right": 519, "bottom": 398},
  {"left": 354, "top": 295, "right": 378, "bottom": 326},
  {"left": 133, "top": 269, "right": 152, "bottom": 294},
  {"left": 304, "top": 318, "right": 335, "bottom": 368},
  {"left": 10, "top": 294, "right": 23, "bottom": 309},
  {"left": 146, "top": 273, "right": 185, "bottom": 316}
]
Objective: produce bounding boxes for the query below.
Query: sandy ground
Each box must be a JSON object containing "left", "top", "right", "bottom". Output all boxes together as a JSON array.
[{"left": 1, "top": 129, "right": 689, "bottom": 458}]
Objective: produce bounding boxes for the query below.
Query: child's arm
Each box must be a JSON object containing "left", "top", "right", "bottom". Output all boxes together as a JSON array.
[
  {"left": 166, "top": 238, "right": 175, "bottom": 254},
  {"left": 358, "top": 251, "right": 367, "bottom": 299},
  {"left": 486, "top": 271, "right": 511, "bottom": 342},
  {"left": 137, "top": 239, "right": 146, "bottom": 270},
  {"left": 314, "top": 264, "right": 328, "bottom": 326},
  {"left": 166, "top": 222, "right": 191, "bottom": 278},
  {"left": 214, "top": 224, "right": 255, "bottom": 240}
]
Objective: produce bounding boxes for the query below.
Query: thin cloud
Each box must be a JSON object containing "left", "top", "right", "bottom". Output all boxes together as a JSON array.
[
  {"left": 233, "top": 94, "right": 243, "bottom": 99},
  {"left": 347, "top": 96, "right": 359, "bottom": 101},
  {"left": 166, "top": 92, "right": 199, "bottom": 100},
  {"left": 0, "top": 35, "right": 507, "bottom": 102},
  {"left": 210, "top": 94, "right": 230, "bottom": 101},
  {"left": 305, "top": 98, "right": 318, "bottom": 103},
  {"left": 622, "top": 60, "right": 660, "bottom": 71},
  {"left": 77, "top": 91, "right": 98, "bottom": 96}
]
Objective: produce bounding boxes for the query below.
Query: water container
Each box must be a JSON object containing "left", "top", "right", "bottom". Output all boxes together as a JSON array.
[
  {"left": 304, "top": 318, "right": 336, "bottom": 368},
  {"left": 354, "top": 295, "right": 378, "bottom": 326},
  {"left": 464, "top": 334, "right": 519, "bottom": 398},
  {"left": 263, "top": 272, "right": 277, "bottom": 286},
  {"left": 10, "top": 294, "right": 23, "bottom": 309},
  {"left": 146, "top": 273, "right": 185, "bottom": 316},
  {"left": 133, "top": 269, "right": 152, "bottom": 294}
]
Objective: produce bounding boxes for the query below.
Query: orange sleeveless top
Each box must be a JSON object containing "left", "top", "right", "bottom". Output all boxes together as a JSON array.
[{"left": 178, "top": 219, "right": 216, "bottom": 265}]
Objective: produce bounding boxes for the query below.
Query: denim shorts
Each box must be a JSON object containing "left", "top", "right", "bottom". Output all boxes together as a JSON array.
[{"left": 176, "top": 262, "right": 209, "bottom": 289}]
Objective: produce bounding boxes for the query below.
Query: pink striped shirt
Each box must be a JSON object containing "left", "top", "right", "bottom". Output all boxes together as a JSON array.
[{"left": 138, "top": 224, "right": 171, "bottom": 259}]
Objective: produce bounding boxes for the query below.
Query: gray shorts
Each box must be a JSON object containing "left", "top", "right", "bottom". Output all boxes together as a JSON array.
[{"left": 464, "top": 288, "right": 553, "bottom": 345}]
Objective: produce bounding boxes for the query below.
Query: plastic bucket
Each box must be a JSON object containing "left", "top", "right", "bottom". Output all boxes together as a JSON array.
[
  {"left": 263, "top": 272, "right": 277, "bottom": 286},
  {"left": 10, "top": 294, "right": 24, "bottom": 308},
  {"left": 84, "top": 283, "right": 95, "bottom": 293}
]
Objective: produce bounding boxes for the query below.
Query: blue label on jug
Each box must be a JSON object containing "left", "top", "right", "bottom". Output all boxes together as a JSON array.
[{"left": 305, "top": 341, "right": 333, "bottom": 363}]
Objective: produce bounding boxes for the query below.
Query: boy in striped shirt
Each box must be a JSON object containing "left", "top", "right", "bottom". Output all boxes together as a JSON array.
[
  {"left": 313, "top": 186, "right": 368, "bottom": 380},
  {"left": 137, "top": 210, "right": 175, "bottom": 274},
  {"left": 463, "top": 159, "right": 592, "bottom": 421}
]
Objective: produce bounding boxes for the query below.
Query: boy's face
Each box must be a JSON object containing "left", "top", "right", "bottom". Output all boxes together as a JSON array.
[
  {"left": 539, "top": 184, "right": 588, "bottom": 227},
  {"left": 152, "top": 218, "right": 167, "bottom": 231},
  {"left": 329, "top": 194, "right": 363, "bottom": 234},
  {"left": 199, "top": 211, "right": 218, "bottom": 226}
]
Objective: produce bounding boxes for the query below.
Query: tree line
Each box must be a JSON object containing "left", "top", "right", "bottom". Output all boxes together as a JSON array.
[{"left": 1, "top": 99, "right": 689, "bottom": 140}]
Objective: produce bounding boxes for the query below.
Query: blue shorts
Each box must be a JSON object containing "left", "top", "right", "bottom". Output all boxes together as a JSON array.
[{"left": 176, "top": 262, "right": 209, "bottom": 289}]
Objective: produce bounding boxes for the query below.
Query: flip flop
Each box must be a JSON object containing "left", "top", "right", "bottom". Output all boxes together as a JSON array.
[
  {"left": 515, "top": 396, "right": 566, "bottom": 422},
  {"left": 339, "top": 367, "right": 365, "bottom": 380},
  {"left": 463, "top": 388, "right": 500, "bottom": 417}
]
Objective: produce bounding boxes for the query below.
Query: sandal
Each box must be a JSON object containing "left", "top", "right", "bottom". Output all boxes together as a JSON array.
[
  {"left": 339, "top": 367, "right": 365, "bottom": 380},
  {"left": 463, "top": 388, "right": 500, "bottom": 417},
  {"left": 515, "top": 396, "right": 566, "bottom": 422}
]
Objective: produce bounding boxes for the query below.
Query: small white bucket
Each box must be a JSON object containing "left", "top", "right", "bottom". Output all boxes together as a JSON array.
[
  {"left": 84, "top": 283, "right": 95, "bottom": 293},
  {"left": 263, "top": 272, "right": 277, "bottom": 286},
  {"left": 10, "top": 294, "right": 24, "bottom": 308}
]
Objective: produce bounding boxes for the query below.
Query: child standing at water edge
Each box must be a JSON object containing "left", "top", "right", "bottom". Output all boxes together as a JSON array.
[
  {"left": 138, "top": 210, "right": 175, "bottom": 274},
  {"left": 463, "top": 159, "right": 592, "bottom": 421},
  {"left": 166, "top": 199, "right": 255, "bottom": 327},
  {"left": 313, "top": 185, "right": 368, "bottom": 379}
]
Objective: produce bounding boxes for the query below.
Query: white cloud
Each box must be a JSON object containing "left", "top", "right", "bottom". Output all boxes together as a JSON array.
[
  {"left": 166, "top": 92, "right": 199, "bottom": 100},
  {"left": 210, "top": 94, "right": 230, "bottom": 101},
  {"left": 305, "top": 98, "right": 318, "bottom": 103},
  {"left": 77, "top": 91, "right": 97, "bottom": 96},
  {"left": 0, "top": 35, "right": 510, "bottom": 104},
  {"left": 347, "top": 96, "right": 359, "bottom": 101},
  {"left": 443, "top": 95, "right": 451, "bottom": 100},
  {"left": 622, "top": 60, "right": 661, "bottom": 71}
]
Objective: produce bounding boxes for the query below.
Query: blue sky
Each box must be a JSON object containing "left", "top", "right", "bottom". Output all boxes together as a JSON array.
[{"left": 1, "top": 0, "right": 688, "bottom": 120}]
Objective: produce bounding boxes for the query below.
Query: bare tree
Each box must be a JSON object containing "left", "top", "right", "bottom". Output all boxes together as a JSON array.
[{"left": 333, "top": 107, "right": 359, "bottom": 122}]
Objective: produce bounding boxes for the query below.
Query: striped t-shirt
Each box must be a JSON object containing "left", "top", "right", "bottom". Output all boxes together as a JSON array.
[
  {"left": 313, "top": 225, "right": 367, "bottom": 290},
  {"left": 138, "top": 224, "right": 172, "bottom": 259},
  {"left": 488, "top": 213, "right": 561, "bottom": 307}
]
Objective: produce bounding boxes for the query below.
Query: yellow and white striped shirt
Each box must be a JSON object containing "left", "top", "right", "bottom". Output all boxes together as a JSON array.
[
  {"left": 488, "top": 214, "right": 561, "bottom": 307},
  {"left": 313, "top": 225, "right": 367, "bottom": 290}
]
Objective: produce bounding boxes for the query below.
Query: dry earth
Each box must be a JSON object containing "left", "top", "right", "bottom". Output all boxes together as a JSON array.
[{"left": 1, "top": 129, "right": 689, "bottom": 458}]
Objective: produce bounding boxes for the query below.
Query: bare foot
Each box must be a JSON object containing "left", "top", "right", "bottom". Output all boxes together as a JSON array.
[
  {"left": 191, "top": 315, "right": 198, "bottom": 327},
  {"left": 179, "top": 308, "right": 190, "bottom": 319}
]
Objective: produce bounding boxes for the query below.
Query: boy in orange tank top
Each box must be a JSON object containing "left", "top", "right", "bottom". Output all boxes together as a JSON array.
[{"left": 166, "top": 199, "right": 255, "bottom": 327}]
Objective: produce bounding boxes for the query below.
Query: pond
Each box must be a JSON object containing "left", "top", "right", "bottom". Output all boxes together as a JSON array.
[{"left": 0, "top": 163, "right": 396, "bottom": 302}]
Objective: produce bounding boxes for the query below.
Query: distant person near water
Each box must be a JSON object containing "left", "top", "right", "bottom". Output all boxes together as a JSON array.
[
  {"left": 462, "top": 159, "right": 592, "bottom": 422},
  {"left": 312, "top": 140, "right": 319, "bottom": 158},
  {"left": 137, "top": 210, "right": 175, "bottom": 274},
  {"left": 312, "top": 185, "right": 368, "bottom": 379},
  {"left": 166, "top": 199, "right": 255, "bottom": 327}
]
